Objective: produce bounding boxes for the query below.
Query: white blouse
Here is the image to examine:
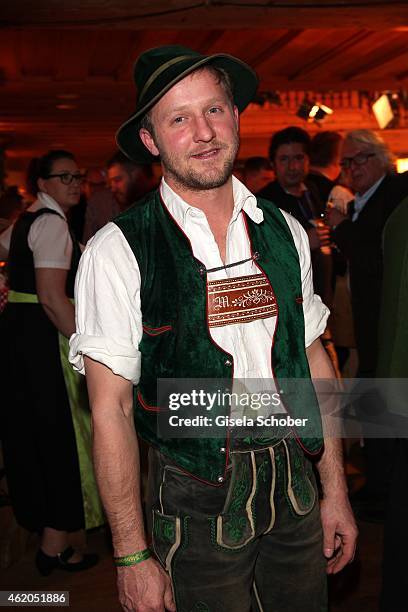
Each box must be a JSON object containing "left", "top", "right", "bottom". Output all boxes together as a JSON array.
[{"left": 0, "top": 192, "right": 73, "bottom": 270}]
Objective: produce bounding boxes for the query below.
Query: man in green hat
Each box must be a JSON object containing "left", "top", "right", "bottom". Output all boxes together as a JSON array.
[{"left": 69, "top": 45, "right": 356, "bottom": 611}]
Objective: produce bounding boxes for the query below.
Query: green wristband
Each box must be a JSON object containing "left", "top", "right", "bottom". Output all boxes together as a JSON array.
[{"left": 114, "top": 548, "right": 152, "bottom": 567}]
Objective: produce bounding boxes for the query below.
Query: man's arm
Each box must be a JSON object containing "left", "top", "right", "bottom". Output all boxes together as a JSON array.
[
  {"left": 84, "top": 356, "right": 175, "bottom": 612},
  {"left": 326, "top": 207, "right": 354, "bottom": 258},
  {"left": 306, "top": 338, "right": 358, "bottom": 574}
]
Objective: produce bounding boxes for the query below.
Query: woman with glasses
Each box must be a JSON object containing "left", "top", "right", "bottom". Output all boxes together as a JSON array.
[{"left": 0, "top": 150, "right": 102, "bottom": 574}]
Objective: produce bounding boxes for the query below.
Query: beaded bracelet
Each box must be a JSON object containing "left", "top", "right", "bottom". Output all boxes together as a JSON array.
[{"left": 114, "top": 548, "right": 152, "bottom": 567}]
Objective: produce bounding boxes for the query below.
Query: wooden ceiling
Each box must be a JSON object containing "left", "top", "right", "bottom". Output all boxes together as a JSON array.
[{"left": 1, "top": 1, "right": 408, "bottom": 179}]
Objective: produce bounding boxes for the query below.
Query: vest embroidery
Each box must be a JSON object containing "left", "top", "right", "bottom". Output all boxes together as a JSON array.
[{"left": 207, "top": 273, "right": 278, "bottom": 327}]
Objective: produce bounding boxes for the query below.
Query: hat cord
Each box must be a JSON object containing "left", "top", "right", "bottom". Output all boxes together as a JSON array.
[{"left": 139, "top": 55, "right": 194, "bottom": 102}]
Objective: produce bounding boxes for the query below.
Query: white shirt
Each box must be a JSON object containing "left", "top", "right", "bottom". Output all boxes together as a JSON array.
[
  {"left": 352, "top": 174, "right": 386, "bottom": 221},
  {"left": 328, "top": 184, "right": 354, "bottom": 215},
  {"left": 0, "top": 192, "right": 73, "bottom": 269},
  {"left": 69, "top": 176, "right": 329, "bottom": 384}
]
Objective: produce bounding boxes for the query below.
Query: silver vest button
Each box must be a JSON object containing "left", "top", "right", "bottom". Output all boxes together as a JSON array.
[
  {"left": 217, "top": 476, "right": 224, "bottom": 483},
  {"left": 224, "top": 359, "right": 232, "bottom": 366},
  {"left": 220, "top": 447, "right": 226, "bottom": 453}
]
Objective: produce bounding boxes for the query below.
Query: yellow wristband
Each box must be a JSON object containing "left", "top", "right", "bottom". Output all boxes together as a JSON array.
[{"left": 113, "top": 548, "right": 152, "bottom": 567}]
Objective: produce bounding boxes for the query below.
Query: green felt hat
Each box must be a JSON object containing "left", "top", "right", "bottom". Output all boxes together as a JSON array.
[{"left": 116, "top": 45, "right": 258, "bottom": 162}]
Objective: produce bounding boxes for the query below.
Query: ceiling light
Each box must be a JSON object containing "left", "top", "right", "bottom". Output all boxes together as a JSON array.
[
  {"left": 297, "top": 98, "right": 333, "bottom": 123},
  {"left": 313, "top": 104, "right": 333, "bottom": 121},
  {"left": 308, "top": 104, "right": 320, "bottom": 119},
  {"left": 372, "top": 94, "right": 394, "bottom": 129},
  {"left": 56, "top": 104, "right": 77, "bottom": 110},
  {"left": 397, "top": 158, "right": 408, "bottom": 173},
  {"left": 296, "top": 98, "right": 314, "bottom": 121}
]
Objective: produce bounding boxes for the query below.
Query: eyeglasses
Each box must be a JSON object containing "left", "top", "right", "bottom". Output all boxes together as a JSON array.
[
  {"left": 340, "top": 153, "right": 376, "bottom": 170},
  {"left": 45, "top": 173, "right": 86, "bottom": 185}
]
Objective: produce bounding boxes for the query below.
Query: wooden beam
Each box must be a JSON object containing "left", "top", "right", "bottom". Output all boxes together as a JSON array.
[
  {"left": 259, "top": 76, "right": 408, "bottom": 91},
  {"left": 54, "top": 31, "right": 98, "bottom": 81},
  {"left": 288, "top": 30, "right": 372, "bottom": 80},
  {"left": 2, "top": 71, "right": 407, "bottom": 106},
  {"left": 199, "top": 29, "right": 226, "bottom": 54},
  {"left": 115, "top": 30, "right": 179, "bottom": 81},
  {"left": 1, "top": 1, "right": 408, "bottom": 30},
  {"left": 251, "top": 30, "right": 303, "bottom": 68},
  {"left": 0, "top": 31, "right": 23, "bottom": 80},
  {"left": 342, "top": 45, "right": 408, "bottom": 80}
]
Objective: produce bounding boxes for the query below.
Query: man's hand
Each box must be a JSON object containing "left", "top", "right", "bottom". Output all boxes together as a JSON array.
[
  {"left": 118, "top": 557, "right": 176, "bottom": 612},
  {"left": 315, "top": 222, "right": 331, "bottom": 247},
  {"left": 306, "top": 340, "right": 358, "bottom": 575},
  {"left": 320, "top": 492, "right": 358, "bottom": 574},
  {"left": 325, "top": 206, "right": 347, "bottom": 229},
  {"left": 307, "top": 223, "right": 331, "bottom": 251},
  {"left": 306, "top": 227, "right": 320, "bottom": 251}
]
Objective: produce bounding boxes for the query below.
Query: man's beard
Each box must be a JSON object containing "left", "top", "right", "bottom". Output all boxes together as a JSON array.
[{"left": 159, "top": 135, "right": 239, "bottom": 192}]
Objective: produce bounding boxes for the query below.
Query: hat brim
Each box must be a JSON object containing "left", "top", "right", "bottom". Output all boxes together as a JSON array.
[{"left": 116, "top": 53, "right": 258, "bottom": 163}]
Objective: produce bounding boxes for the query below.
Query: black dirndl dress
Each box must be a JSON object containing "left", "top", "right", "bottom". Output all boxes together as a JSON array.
[{"left": 0, "top": 207, "right": 85, "bottom": 532}]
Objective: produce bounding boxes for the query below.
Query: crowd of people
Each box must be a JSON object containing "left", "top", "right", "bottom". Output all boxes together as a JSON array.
[{"left": 0, "top": 43, "right": 407, "bottom": 612}]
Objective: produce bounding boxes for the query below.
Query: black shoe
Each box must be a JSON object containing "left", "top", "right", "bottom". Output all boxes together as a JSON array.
[{"left": 35, "top": 547, "right": 99, "bottom": 576}]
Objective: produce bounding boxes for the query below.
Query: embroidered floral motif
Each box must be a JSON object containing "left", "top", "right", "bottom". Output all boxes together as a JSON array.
[
  {"left": 275, "top": 451, "right": 284, "bottom": 481},
  {"left": 153, "top": 515, "right": 175, "bottom": 543},
  {"left": 224, "top": 515, "right": 247, "bottom": 542},
  {"left": 207, "top": 273, "right": 277, "bottom": 327},
  {"left": 231, "top": 289, "right": 274, "bottom": 308},
  {"left": 257, "top": 459, "right": 269, "bottom": 484},
  {"left": 224, "top": 462, "right": 250, "bottom": 543}
]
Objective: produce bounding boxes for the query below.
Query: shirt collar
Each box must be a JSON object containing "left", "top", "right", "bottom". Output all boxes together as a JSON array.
[
  {"left": 30, "top": 192, "right": 67, "bottom": 220},
  {"left": 159, "top": 175, "right": 264, "bottom": 228},
  {"left": 355, "top": 174, "right": 386, "bottom": 205},
  {"left": 352, "top": 174, "right": 386, "bottom": 221}
]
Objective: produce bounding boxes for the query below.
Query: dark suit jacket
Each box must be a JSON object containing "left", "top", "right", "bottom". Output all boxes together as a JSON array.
[
  {"left": 307, "top": 172, "right": 335, "bottom": 205},
  {"left": 258, "top": 180, "right": 333, "bottom": 308},
  {"left": 332, "top": 172, "right": 408, "bottom": 375},
  {"left": 258, "top": 180, "right": 325, "bottom": 230}
]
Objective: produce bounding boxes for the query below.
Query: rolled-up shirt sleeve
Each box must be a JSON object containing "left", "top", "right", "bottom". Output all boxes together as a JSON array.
[
  {"left": 69, "top": 222, "right": 142, "bottom": 384},
  {"left": 281, "top": 210, "right": 330, "bottom": 347}
]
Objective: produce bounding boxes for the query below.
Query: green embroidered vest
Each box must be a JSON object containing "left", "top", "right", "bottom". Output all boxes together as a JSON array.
[{"left": 114, "top": 190, "right": 323, "bottom": 484}]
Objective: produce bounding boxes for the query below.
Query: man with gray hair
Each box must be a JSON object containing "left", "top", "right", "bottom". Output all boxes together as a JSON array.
[{"left": 327, "top": 129, "right": 408, "bottom": 522}]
